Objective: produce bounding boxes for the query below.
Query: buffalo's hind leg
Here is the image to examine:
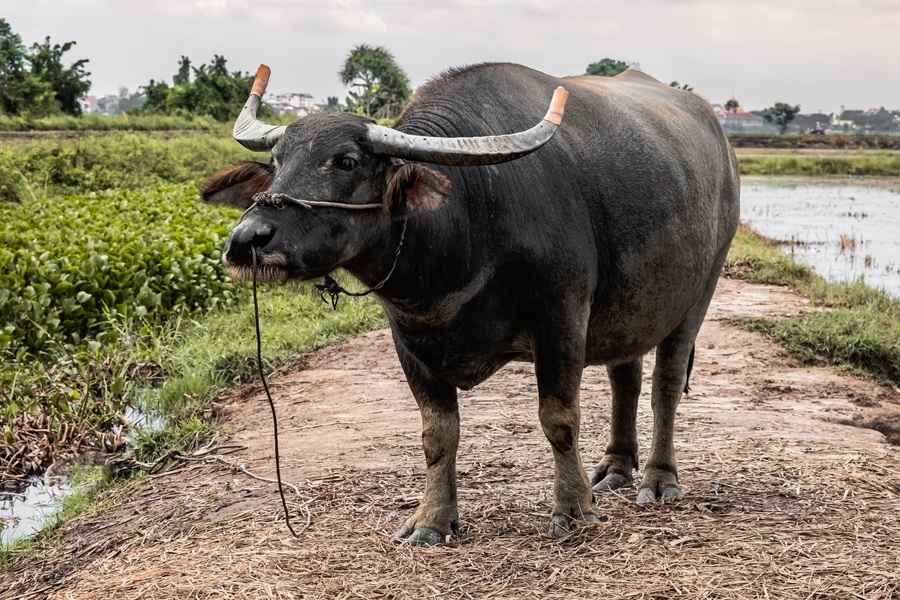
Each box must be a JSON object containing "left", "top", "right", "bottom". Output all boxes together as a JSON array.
[
  {"left": 535, "top": 324, "right": 599, "bottom": 538},
  {"left": 393, "top": 348, "right": 460, "bottom": 546},
  {"left": 591, "top": 358, "right": 642, "bottom": 492},
  {"left": 637, "top": 272, "right": 720, "bottom": 505}
]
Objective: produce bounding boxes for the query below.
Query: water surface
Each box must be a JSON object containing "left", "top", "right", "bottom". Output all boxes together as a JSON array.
[{"left": 740, "top": 180, "right": 900, "bottom": 297}]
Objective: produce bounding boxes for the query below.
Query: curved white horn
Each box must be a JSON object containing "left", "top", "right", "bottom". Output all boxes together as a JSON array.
[
  {"left": 233, "top": 64, "right": 286, "bottom": 151},
  {"left": 365, "top": 86, "right": 569, "bottom": 166}
]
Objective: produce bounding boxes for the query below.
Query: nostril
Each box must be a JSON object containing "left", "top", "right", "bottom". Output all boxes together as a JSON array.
[
  {"left": 249, "top": 222, "right": 275, "bottom": 249},
  {"left": 226, "top": 221, "right": 277, "bottom": 264}
]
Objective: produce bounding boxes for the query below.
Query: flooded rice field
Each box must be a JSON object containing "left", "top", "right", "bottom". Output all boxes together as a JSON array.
[{"left": 741, "top": 178, "right": 900, "bottom": 297}]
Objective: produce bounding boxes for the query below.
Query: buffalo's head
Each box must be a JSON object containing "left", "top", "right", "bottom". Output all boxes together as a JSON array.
[{"left": 206, "top": 65, "right": 568, "bottom": 284}]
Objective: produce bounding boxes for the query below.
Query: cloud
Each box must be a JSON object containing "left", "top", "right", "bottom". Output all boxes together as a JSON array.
[{"left": 4, "top": 0, "right": 898, "bottom": 111}]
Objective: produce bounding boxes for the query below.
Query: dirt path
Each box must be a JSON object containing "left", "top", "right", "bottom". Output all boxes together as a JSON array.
[{"left": 4, "top": 278, "right": 899, "bottom": 599}]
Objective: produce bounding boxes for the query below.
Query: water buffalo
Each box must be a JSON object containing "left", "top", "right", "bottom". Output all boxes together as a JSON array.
[{"left": 204, "top": 63, "right": 739, "bottom": 545}]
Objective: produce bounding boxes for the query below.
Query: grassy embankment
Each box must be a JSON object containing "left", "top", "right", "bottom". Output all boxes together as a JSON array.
[
  {"left": 736, "top": 149, "right": 900, "bottom": 177},
  {"left": 0, "top": 113, "right": 222, "bottom": 133},
  {"left": 725, "top": 226, "right": 899, "bottom": 386},
  {"left": 0, "top": 133, "right": 385, "bottom": 501}
]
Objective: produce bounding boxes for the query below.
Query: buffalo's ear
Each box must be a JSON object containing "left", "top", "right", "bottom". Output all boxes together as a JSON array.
[
  {"left": 200, "top": 160, "right": 274, "bottom": 209},
  {"left": 384, "top": 163, "right": 451, "bottom": 215}
]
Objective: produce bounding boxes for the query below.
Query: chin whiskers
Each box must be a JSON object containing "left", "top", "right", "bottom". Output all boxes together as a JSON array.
[{"left": 228, "top": 263, "right": 288, "bottom": 283}]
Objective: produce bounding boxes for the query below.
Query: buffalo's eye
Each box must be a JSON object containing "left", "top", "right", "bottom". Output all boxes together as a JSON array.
[{"left": 336, "top": 155, "right": 359, "bottom": 171}]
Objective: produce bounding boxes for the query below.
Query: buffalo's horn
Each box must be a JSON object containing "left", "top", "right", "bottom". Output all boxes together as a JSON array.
[
  {"left": 233, "top": 64, "right": 286, "bottom": 151},
  {"left": 365, "top": 86, "right": 569, "bottom": 166}
]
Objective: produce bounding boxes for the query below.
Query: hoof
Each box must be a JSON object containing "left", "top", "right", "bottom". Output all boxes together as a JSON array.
[
  {"left": 636, "top": 466, "right": 683, "bottom": 505},
  {"left": 392, "top": 525, "right": 446, "bottom": 546},
  {"left": 548, "top": 511, "right": 600, "bottom": 539},
  {"left": 590, "top": 453, "right": 635, "bottom": 493},
  {"left": 592, "top": 472, "right": 631, "bottom": 492}
]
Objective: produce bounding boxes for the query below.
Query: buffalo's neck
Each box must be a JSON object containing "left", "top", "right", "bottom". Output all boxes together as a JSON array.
[{"left": 343, "top": 185, "right": 481, "bottom": 317}]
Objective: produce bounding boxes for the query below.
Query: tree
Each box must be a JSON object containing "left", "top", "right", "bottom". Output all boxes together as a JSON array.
[
  {"left": 173, "top": 55, "right": 191, "bottom": 85},
  {"left": 586, "top": 58, "right": 628, "bottom": 77},
  {"left": 340, "top": 44, "right": 410, "bottom": 118},
  {"left": 724, "top": 98, "right": 740, "bottom": 112},
  {"left": 763, "top": 102, "right": 801, "bottom": 134},
  {"left": 669, "top": 81, "right": 693, "bottom": 92},
  {"left": 27, "top": 37, "right": 91, "bottom": 115},
  {"left": 0, "top": 19, "right": 89, "bottom": 116},
  {"left": 140, "top": 55, "right": 267, "bottom": 122},
  {"left": 324, "top": 96, "right": 343, "bottom": 113}
]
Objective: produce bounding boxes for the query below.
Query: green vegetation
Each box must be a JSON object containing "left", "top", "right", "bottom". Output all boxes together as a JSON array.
[
  {"left": 340, "top": 44, "right": 411, "bottom": 118},
  {"left": 0, "top": 184, "right": 236, "bottom": 354},
  {"left": 762, "top": 102, "right": 801, "bottom": 134},
  {"left": 725, "top": 226, "right": 900, "bottom": 385},
  {"left": 0, "top": 19, "right": 91, "bottom": 116},
  {"left": 131, "top": 280, "right": 384, "bottom": 461},
  {"left": 0, "top": 112, "right": 220, "bottom": 132},
  {"left": 736, "top": 152, "right": 900, "bottom": 176},
  {"left": 1, "top": 132, "right": 386, "bottom": 492},
  {"left": 585, "top": 58, "right": 629, "bottom": 77},
  {"left": 729, "top": 133, "right": 900, "bottom": 150},
  {"left": 140, "top": 55, "right": 268, "bottom": 122},
  {"left": 0, "top": 132, "right": 251, "bottom": 202}
]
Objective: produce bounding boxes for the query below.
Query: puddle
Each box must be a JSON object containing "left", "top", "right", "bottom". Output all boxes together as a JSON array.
[
  {"left": 740, "top": 180, "right": 900, "bottom": 298},
  {"left": 0, "top": 477, "right": 72, "bottom": 546},
  {"left": 0, "top": 405, "right": 165, "bottom": 548}
]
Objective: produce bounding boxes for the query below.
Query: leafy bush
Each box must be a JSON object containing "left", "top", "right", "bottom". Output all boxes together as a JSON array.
[
  {"left": 0, "top": 183, "right": 238, "bottom": 355},
  {"left": 0, "top": 132, "right": 252, "bottom": 201}
]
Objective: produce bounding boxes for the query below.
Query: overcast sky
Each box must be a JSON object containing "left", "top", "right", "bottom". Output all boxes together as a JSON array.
[{"left": 4, "top": 0, "right": 898, "bottom": 112}]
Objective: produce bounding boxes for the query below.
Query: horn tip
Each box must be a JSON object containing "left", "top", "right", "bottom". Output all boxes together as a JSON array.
[
  {"left": 544, "top": 86, "right": 569, "bottom": 125},
  {"left": 251, "top": 64, "right": 272, "bottom": 97}
]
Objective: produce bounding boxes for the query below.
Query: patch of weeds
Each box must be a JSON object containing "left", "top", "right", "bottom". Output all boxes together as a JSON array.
[
  {"left": 727, "top": 226, "right": 900, "bottom": 386},
  {"left": 128, "top": 416, "right": 215, "bottom": 467}
]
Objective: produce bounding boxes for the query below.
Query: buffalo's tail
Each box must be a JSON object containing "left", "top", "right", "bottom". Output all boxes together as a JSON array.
[{"left": 683, "top": 344, "right": 695, "bottom": 395}]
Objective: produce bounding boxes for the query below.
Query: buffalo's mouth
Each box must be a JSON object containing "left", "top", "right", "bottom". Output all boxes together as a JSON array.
[
  {"left": 227, "top": 263, "right": 289, "bottom": 283},
  {"left": 224, "top": 251, "right": 290, "bottom": 283}
]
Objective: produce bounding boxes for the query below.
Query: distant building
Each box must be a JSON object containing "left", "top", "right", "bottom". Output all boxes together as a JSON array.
[
  {"left": 79, "top": 95, "right": 98, "bottom": 113},
  {"left": 711, "top": 103, "right": 777, "bottom": 133},
  {"left": 265, "top": 92, "right": 319, "bottom": 117}
]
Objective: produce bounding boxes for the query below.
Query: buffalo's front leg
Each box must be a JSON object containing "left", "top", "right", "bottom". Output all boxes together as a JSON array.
[
  {"left": 393, "top": 355, "right": 459, "bottom": 546},
  {"left": 536, "top": 330, "right": 598, "bottom": 538}
]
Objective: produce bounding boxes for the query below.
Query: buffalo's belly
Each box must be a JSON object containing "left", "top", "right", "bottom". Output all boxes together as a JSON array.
[{"left": 393, "top": 319, "right": 533, "bottom": 390}]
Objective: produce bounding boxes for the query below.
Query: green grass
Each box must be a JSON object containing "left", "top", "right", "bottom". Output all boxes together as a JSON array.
[
  {"left": 0, "top": 132, "right": 253, "bottom": 202},
  {"left": 129, "top": 279, "right": 384, "bottom": 462},
  {"left": 737, "top": 152, "right": 900, "bottom": 176},
  {"left": 0, "top": 113, "right": 222, "bottom": 132},
  {"left": 725, "top": 226, "right": 900, "bottom": 385}
]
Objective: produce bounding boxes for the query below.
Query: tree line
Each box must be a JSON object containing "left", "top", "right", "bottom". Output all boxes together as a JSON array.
[{"left": 0, "top": 18, "right": 808, "bottom": 133}]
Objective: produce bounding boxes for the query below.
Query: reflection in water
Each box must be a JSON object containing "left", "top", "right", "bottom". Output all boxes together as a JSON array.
[
  {"left": 1, "top": 477, "right": 71, "bottom": 546},
  {"left": 1, "top": 406, "right": 165, "bottom": 548},
  {"left": 740, "top": 180, "right": 900, "bottom": 298}
]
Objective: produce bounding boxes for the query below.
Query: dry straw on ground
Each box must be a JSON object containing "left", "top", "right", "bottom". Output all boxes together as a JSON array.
[{"left": 3, "top": 279, "right": 898, "bottom": 599}]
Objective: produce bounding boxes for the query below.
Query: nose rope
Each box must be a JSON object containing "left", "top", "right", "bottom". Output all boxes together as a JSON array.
[
  {"left": 239, "top": 190, "right": 409, "bottom": 308},
  {"left": 251, "top": 246, "right": 300, "bottom": 538},
  {"left": 246, "top": 204, "right": 407, "bottom": 538},
  {"left": 315, "top": 217, "right": 408, "bottom": 309},
  {"left": 247, "top": 191, "right": 383, "bottom": 215}
]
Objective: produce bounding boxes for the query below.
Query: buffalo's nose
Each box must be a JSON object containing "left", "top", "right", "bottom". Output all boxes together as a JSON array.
[{"left": 224, "top": 219, "right": 276, "bottom": 265}]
